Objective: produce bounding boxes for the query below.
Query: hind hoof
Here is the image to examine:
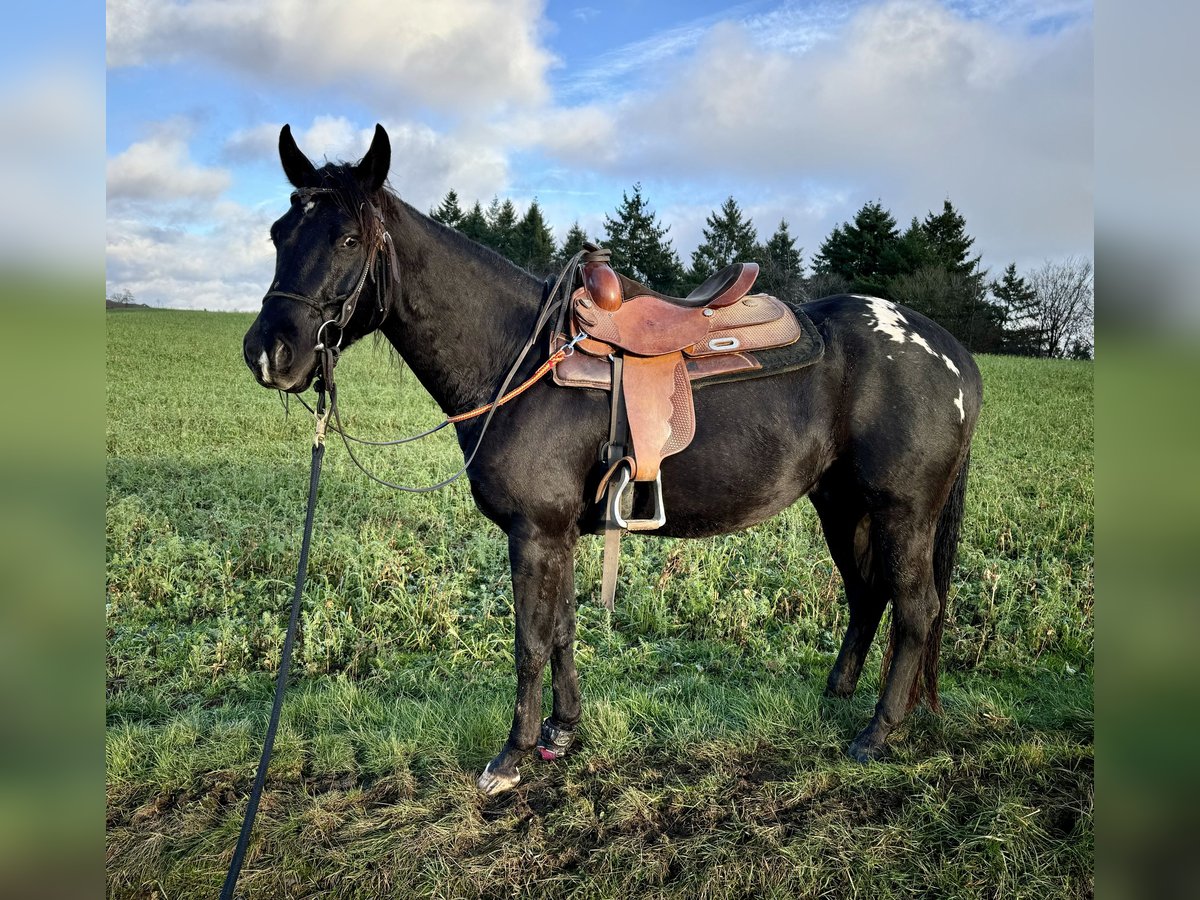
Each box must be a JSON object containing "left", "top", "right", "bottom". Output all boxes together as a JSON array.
[
  {"left": 477, "top": 758, "right": 521, "bottom": 796},
  {"left": 535, "top": 718, "right": 576, "bottom": 763}
]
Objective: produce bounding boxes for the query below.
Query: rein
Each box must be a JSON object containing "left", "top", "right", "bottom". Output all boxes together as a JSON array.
[{"left": 221, "top": 242, "right": 592, "bottom": 898}]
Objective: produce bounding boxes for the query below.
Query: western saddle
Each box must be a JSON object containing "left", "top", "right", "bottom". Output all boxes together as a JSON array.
[{"left": 551, "top": 244, "right": 806, "bottom": 608}]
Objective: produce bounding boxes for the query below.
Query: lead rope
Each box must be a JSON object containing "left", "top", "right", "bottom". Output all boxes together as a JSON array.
[{"left": 220, "top": 382, "right": 330, "bottom": 900}]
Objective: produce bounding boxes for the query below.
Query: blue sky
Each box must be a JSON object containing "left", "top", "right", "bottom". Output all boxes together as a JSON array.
[{"left": 104, "top": 0, "right": 1093, "bottom": 310}]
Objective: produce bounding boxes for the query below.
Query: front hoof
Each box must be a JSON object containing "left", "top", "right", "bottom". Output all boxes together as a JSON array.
[
  {"left": 477, "top": 758, "right": 521, "bottom": 796},
  {"left": 847, "top": 728, "right": 888, "bottom": 763},
  {"left": 535, "top": 718, "right": 576, "bottom": 762}
]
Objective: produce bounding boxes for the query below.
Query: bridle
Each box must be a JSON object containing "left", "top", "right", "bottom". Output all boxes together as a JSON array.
[
  {"left": 261, "top": 188, "right": 397, "bottom": 354},
  {"left": 269, "top": 196, "right": 595, "bottom": 494}
]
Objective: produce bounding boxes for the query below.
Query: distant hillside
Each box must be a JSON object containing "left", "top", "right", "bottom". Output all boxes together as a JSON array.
[{"left": 106, "top": 298, "right": 150, "bottom": 310}]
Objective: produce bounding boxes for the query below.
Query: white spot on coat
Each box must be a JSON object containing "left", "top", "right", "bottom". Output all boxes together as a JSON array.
[
  {"left": 942, "top": 354, "right": 961, "bottom": 377},
  {"left": 304, "top": 200, "right": 315, "bottom": 213},
  {"left": 864, "top": 298, "right": 910, "bottom": 343},
  {"left": 258, "top": 351, "right": 271, "bottom": 383},
  {"left": 910, "top": 332, "right": 936, "bottom": 356},
  {"left": 954, "top": 388, "right": 965, "bottom": 422}
]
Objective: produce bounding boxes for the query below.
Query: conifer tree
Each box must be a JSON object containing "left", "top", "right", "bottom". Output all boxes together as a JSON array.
[
  {"left": 921, "top": 200, "right": 983, "bottom": 282},
  {"left": 429, "top": 189, "right": 463, "bottom": 228},
  {"left": 991, "top": 262, "right": 1042, "bottom": 356},
  {"left": 601, "top": 183, "right": 684, "bottom": 293},
  {"left": 458, "top": 200, "right": 490, "bottom": 244},
  {"left": 514, "top": 199, "right": 556, "bottom": 275},
  {"left": 811, "top": 201, "right": 907, "bottom": 296},
  {"left": 556, "top": 221, "right": 590, "bottom": 266},
  {"left": 686, "top": 196, "right": 759, "bottom": 289},
  {"left": 756, "top": 219, "right": 804, "bottom": 302},
  {"left": 485, "top": 197, "right": 519, "bottom": 259}
]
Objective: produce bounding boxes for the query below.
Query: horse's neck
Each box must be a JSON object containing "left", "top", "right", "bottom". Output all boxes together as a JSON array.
[{"left": 379, "top": 202, "right": 543, "bottom": 416}]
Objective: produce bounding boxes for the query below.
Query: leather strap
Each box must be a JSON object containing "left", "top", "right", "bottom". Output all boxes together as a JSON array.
[
  {"left": 599, "top": 354, "right": 627, "bottom": 611},
  {"left": 622, "top": 352, "right": 694, "bottom": 481}
]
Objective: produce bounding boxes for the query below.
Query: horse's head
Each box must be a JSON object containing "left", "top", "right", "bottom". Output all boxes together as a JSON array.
[{"left": 243, "top": 123, "right": 395, "bottom": 392}]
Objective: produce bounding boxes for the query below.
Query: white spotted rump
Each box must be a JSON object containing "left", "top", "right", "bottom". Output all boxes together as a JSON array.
[
  {"left": 954, "top": 388, "right": 965, "bottom": 422},
  {"left": 863, "top": 298, "right": 910, "bottom": 344}
]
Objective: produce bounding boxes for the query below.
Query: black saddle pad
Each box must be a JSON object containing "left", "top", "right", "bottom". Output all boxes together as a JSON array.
[{"left": 693, "top": 301, "right": 824, "bottom": 390}]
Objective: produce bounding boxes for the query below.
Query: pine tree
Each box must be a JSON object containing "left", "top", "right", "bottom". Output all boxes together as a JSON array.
[
  {"left": 909, "top": 200, "right": 998, "bottom": 349},
  {"left": 686, "top": 197, "right": 759, "bottom": 289},
  {"left": 897, "top": 216, "right": 933, "bottom": 272},
  {"left": 811, "top": 201, "right": 907, "bottom": 297},
  {"left": 921, "top": 200, "right": 983, "bottom": 281},
  {"left": 601, "top": 184, "right": 684, "bottom": 293},
  {"left": 756, "top": 219, "right": 804, "bottom": 302},
  {"left": 991, "top": 262, "right": 1043, "bottom": 356},
  {"left": 429, "top": 189, "right": 463, "bottom": 228},
  {"left": 556, "top": 221, "right": 590, "bottom": 266},
  {"left": 514, "top": 199, "right": 556, "bottom": 276},
  {"left": 482, "top": 197, "right": 519, "bottom": 259},
  {"left": 458, "top": 200, "right": 490, "bottom": 244}
]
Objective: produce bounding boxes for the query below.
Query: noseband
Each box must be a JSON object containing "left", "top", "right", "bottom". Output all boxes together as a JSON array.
[{"left": 262, "top": 189, "right": 397, "bottom": 352}]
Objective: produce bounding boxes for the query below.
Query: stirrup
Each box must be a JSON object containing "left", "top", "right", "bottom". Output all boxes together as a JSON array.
[{"left": 609, "top": 466, "right": 666, "bottom": 532}]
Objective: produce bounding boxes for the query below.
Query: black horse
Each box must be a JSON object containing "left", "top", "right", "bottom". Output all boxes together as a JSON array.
[{"left": 243, "top": 124, "right": 981, "bottom": 795}]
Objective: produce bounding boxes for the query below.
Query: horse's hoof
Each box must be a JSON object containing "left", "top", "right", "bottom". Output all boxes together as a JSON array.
[
  {"left": 847, "top": 731, "right": 887, "bottom": 763},
  {"left": 477, "top": 759, "right": 521, "bottom": 796},
  {"left": 535, "top": 718, "right": 576, "bottom": 762}
]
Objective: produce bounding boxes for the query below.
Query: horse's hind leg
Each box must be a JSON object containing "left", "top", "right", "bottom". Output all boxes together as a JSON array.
[
  {"left": 537, "top": 555, "right": 580, "bottom": 762},
  {"left": 847, "top": 512, "right": 940, "bottom": 762},
  {"left": 812, "top": 487, "right": 887, "bottom": 699},
  {"left": 478, "top": 523, "right": 574, "bottom": 796}
]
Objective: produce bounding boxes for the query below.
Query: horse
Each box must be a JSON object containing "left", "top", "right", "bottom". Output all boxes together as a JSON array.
[{"left": 243, "top": 124, "right": 982, "bottom": 796}]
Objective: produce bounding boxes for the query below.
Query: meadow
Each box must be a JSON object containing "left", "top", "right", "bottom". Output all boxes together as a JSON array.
[{"left": 106, "top": 309, "right": 1093, "bottom": 899}]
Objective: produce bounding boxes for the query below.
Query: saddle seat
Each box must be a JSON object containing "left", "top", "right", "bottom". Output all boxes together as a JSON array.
[{"left": 554, "top": 249, "right": 805, "bottom": 535}]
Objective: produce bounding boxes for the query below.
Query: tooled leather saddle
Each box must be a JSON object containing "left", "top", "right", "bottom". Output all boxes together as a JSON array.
[{"left": 550, "top": 244, "right": 813, "bottom": 608}]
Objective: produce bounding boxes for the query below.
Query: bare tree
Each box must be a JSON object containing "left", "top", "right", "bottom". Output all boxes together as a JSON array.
[{"left": 1027, "top": 257, "right": 1094, "bottom": 358}]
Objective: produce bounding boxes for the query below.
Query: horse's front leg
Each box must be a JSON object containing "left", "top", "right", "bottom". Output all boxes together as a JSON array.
[
  {"left": 477, "top": 523, "right": 575, "bottom": 796},
  {"left": 536, "top": 553, "right": 580, "bottom": 762}
]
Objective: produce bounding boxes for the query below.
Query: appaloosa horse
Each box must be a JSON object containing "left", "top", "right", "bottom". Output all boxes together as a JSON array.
[{"left": 243, "top": 124, "right": 981, "bottom": 795}]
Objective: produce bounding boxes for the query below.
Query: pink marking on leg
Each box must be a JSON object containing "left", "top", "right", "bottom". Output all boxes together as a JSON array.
[{"left": 536, "top": 746, "right": 558, "bottom": 762}]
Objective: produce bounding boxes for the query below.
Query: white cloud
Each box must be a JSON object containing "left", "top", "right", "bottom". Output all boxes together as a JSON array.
[
  {"left": 107, "top": 0, "right": 556, "bottom": 116},
  {"left": 224, "top": 115, "right": 511, "bottom": 212},
  {"left": 107, "top": 115, "right": 513, "bottom": 309},
  {"left": 107, "top": 121, "right": 232, "bottom": 205},
  {"left": 106, "top": 200, "right": 277, "bottom": 311},
  {"left": 549, "top": 0, "right": 1092, "bottom": 271}
]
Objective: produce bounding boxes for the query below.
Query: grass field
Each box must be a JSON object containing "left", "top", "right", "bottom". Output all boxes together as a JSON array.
[{"left": 106, "top": 309, "right": 1093, "bottom": 899}]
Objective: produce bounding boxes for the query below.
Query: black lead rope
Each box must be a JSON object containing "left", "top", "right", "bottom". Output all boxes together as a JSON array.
[{"left": 220, "top": 387, "right": 330, "bottom": 900}]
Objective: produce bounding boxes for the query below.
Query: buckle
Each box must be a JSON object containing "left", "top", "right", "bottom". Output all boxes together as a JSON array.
[{"left": 609, "top": 466, "right": 666, "bottom": 532}]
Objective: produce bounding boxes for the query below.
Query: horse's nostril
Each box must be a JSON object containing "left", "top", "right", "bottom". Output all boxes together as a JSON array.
[{"left": 273, "top": 340, "right": 292, "bottom": 371}]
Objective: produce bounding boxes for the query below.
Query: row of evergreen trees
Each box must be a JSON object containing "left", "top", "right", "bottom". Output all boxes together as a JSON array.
[{"left": 428, "top": 187, "right": 1085, "bottom": 357}]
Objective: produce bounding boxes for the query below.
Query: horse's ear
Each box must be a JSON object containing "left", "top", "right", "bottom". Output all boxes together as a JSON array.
[
  {"left": 354, "top": 124, "right": 390, "bottom": 193},
  {"left": 279, "top": 124, "right": 317, "bottom": 188}
]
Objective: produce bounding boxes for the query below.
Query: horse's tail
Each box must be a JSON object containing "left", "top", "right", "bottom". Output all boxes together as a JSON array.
[{"left": 882, "top": 449, "right": 970, "bottom": 714}]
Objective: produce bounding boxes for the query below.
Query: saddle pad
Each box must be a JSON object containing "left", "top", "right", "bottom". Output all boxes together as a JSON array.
[{"left": 553, "top": 298, "right": 824, "bottom": 391}]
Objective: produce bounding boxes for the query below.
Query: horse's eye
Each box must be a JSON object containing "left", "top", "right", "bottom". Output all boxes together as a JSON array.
[{"left": 341, "top": 235, "right": 359, "bottom": 249}]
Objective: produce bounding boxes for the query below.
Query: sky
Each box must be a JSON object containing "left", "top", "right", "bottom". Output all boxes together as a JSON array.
[{"left": 104, "top": 0, "right": 1093, "bottom": 311}]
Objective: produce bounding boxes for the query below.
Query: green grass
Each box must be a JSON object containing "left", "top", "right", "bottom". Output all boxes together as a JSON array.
[{"left": 106, "top": 309, "right": 1093, "bottom": 898}]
